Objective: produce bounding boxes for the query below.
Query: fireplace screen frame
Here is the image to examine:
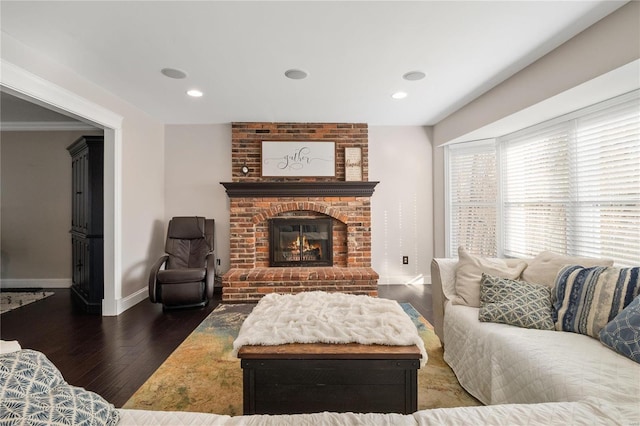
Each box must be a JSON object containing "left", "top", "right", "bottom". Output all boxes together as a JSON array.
[{"left": 269, "top": 218, "right": 333, "bottom": 267}]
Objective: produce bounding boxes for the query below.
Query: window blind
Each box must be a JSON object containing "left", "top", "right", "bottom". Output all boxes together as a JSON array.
[
  {"left": 447, "top": 141, "right": 497, "bottom": 257},
  {"left": 501, "top": 122, "right": 571, "bottom": 258},
  {"left": 500, "top": 91, "right": 639, "bottom": 266},
  {"left": 571, "top": 96, "right": 640, "bottom": 266},
  {"left": 446, "top": 90, "right": 639, "bottom": 266}
]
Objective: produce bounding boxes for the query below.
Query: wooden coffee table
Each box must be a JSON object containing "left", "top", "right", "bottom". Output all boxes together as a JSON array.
[{"left": 238, "top": 342, "right": 421, "bottom": 415}]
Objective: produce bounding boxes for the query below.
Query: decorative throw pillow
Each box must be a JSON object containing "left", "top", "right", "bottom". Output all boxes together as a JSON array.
[
  {"left": 0, "top": 349, "right": 120, "bottom": 426},
  {"left": 453, "top": 246, "right": 527, "bottom": 307},
  {"left": 479, "top": 273, "right": 554, "bottom": 330},
  {"left": 521, "top": 251, "right": 613, "bottom": 288},
  {"left": 599, "top": 295, "right": 640, "bottom": 363},
  {"left": 554, "top": 265, "right": 640, "bottom": 338}
]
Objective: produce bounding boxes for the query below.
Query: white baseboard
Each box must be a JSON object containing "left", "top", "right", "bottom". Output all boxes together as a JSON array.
[
  {"left": 377, "top": 274, "right": 431, "bottom": 285},
  {"left": 0, "top": 278, "right": 72, "bottom": 289},
  {"left": 115, "top": 286, "right": 148, "bottom": 314}
]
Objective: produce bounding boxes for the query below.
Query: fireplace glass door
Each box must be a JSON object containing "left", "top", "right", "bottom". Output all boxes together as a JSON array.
[{"left": 269, "top": 218, "right": 333, "bottom": 267}]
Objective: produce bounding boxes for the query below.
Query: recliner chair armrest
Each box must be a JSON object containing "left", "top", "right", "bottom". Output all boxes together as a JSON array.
[
  {"left": 149, "top": 255, "right": 169, "bottom": 303},
  {"left": 205, "top": 252, "right": 216, "bottom": 299}
]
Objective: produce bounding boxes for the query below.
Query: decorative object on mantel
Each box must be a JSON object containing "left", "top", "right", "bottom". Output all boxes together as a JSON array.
[
  {"left": 220, "top": 181, "right": 379, "bottom": 198},
  {"left": 345, "top": 147, "right": 362, "bottom": 181},
  {"left": 261, "top": 141, "right": 336, "bottom": 177},
  {"left": 240, "top": 164, "right": 250, "bottom": 175}
]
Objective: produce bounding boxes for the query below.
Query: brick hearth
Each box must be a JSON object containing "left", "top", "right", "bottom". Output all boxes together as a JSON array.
[
  {"left": 221, "top": 122, "right": 379, "bottom": 302},
  {"left": 224, "top": 267, "right": 378, "bottom": 297}
]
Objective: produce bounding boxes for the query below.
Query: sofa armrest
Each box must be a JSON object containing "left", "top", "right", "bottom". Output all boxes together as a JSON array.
[
  {"left": 430, "top": 258, "right": 458, "bottom": 343},
  {"left": 431, "top": 259, "right": 446, "bottom": 343}
]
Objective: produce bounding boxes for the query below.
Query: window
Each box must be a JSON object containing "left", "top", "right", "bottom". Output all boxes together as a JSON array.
[
  {"left": 447, "top": 90, "right": 640, "bottom": 266},
  {"left": 446, "top": 140, "right": 497, "bottom": 257},
  {"left": 571, "top": 99, "right": 640, "bottom": 265},
  {"left": 501, "top": 122, "right": 571, "bottom": 258}
]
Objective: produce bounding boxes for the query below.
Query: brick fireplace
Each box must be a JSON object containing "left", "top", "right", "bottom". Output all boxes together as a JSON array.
[{"left": 221, "top": 123, "right": 379, "bottom": 302}]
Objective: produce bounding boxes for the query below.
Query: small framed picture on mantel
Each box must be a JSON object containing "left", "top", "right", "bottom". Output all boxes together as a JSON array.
[{"left": 345, "top": 147, "right": 362, "bottom": 181}]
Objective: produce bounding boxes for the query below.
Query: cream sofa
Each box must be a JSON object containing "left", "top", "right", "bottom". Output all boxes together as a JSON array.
[
  {"left": 3, "top": 343, "right": 624, "bottom": 426},
  {"left": 430, "top": 255, "right": 640, "bottom": 424}
]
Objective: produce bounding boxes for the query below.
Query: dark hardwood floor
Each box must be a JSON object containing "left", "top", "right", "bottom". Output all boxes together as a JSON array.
[{"left": 0, "top": 285, "right": 432, "bottom": 408}]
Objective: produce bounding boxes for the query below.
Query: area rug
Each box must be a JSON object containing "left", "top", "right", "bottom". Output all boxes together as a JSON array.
[
  {"left": 0, "top": 290, "right": 54, "bottom": 314},
  {"left": 123, "top": 302, "right": 481, "bottom": 415}
]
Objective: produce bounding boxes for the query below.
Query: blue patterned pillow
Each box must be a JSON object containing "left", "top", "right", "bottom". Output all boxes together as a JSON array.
[
  {"left": 554, "top": 265, "right": 640, "bottom": 338},
  {"left": 0, "top": 349, "right": 120, "bottom": 425},
  {"left": 599, "top": 296, "right": 640, "bottom": 363}
]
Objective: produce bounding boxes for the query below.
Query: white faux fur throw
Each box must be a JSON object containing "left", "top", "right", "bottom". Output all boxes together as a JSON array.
[{"left": 232, "top": 291, "right": 427, "bottom": 366}]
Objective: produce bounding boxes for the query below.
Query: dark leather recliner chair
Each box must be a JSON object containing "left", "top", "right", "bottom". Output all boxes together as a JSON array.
[{"left": 149, "top": 216, "right": 215, "bottom": 309}]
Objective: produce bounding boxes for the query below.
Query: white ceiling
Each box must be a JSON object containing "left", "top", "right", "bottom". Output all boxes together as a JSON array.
[{"left": 0, "top": 1, "right": 629, "bottom": 126}]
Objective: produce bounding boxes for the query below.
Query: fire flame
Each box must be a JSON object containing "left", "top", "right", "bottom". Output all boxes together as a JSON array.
[{"left": 288, "top": 235, "right": 322, "bottom": 257}]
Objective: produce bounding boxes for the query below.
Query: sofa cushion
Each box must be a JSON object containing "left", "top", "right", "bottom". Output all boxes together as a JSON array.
[
  {"left": 453, "top": 246, "right": 527, "bottom": 307},
  {"left": 554, "top": 265, "right": 640, "bottom": 338},
  {"left": 479, "top": 274, "right": 554, "bottom": 330},
  {"left": 599, "top": 295, "right": 640, "bottom": 363},
  {"left": 521, "top": 251, "right": 613, "bottom": 287}
]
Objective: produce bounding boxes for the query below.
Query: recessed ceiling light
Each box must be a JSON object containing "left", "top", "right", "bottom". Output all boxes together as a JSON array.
[
  {"left": 403, "top": 71, "right": 426, "bottom": 81},
  {"left": 284, "top": 69, "right": 308, "bottom": 80},
  {"left": 391, "top": 91, "right": 408, "bottom": 100},
  {"left": 187, "top": 89, "right": 203, "bottom": 98},
  {"left": 161, "top": 68, "right": 187, "bottom": 79}
]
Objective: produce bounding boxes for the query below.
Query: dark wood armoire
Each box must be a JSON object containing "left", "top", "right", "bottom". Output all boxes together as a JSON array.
[{"left": 67, "top": 135, "right": 104, "bottom": 314}]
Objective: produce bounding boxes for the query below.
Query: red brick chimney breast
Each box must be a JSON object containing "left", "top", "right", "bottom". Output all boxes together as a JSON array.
[{"left": 222, "top": 123, "right": 378, "bottom": 302}]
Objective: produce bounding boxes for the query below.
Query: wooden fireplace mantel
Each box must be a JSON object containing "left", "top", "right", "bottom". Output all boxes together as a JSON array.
[{"left": 221, "top": 181, "right": 379, "bottom": 198}]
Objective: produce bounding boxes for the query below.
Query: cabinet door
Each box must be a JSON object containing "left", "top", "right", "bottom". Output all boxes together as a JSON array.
[
  {"left": 71, "top": 154, "right": 79, "bottom": 231},
  {"left": 71, "top": 148, "right": 89, "bottom": 234},
  {"left": 71, "top": 235, "right": 90, "bottom": 298}
]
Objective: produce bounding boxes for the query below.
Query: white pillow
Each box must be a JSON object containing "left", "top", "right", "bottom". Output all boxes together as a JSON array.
[
  {"left": 0, "top": 340, "right": 22, "bottom": 354},
  {"left": 521, "top": 251, "right": 614, "bottom": 287},
  {"left": 453, "top": 246, "right": 527, "bottom": 308}
]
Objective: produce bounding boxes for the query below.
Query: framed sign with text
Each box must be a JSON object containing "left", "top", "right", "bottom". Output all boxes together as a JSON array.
[
  {"left": 344, "top": 147, "right": 362, "bottom": 181},
  {"left": 261, "top": 141, "right": 336, "bottom": 177}
]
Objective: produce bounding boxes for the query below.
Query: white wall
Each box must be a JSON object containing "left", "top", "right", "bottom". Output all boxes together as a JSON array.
[
  {"left": 1, "top": 34, "right": 165, "bottom": 311},
  {"left": 119, "top": 118, "right": 166, "bottom": 299},
  {"left": 0, "top": 130, "right": 99, "bottom": 286},
  {"left": 369, "top": 126, "right": 433, "bottom": 284},
  {"left": 164, "top": 124, "right": 232, "bottom": 273},
  {"left": 433, "top": 1, "right": 640, "bottom": 147},
  {"left": 163, "top": 124, "right": 432, "bottom": 285}
]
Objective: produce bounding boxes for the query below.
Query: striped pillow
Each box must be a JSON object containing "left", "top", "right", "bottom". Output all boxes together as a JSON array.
[{"left": 553, "top": 265, "right": 640, "bottom": 338}]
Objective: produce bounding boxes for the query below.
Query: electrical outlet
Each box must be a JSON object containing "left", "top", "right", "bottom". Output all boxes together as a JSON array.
[{"left": 402, "top": 256, "right": 409, "bottom": 265}]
